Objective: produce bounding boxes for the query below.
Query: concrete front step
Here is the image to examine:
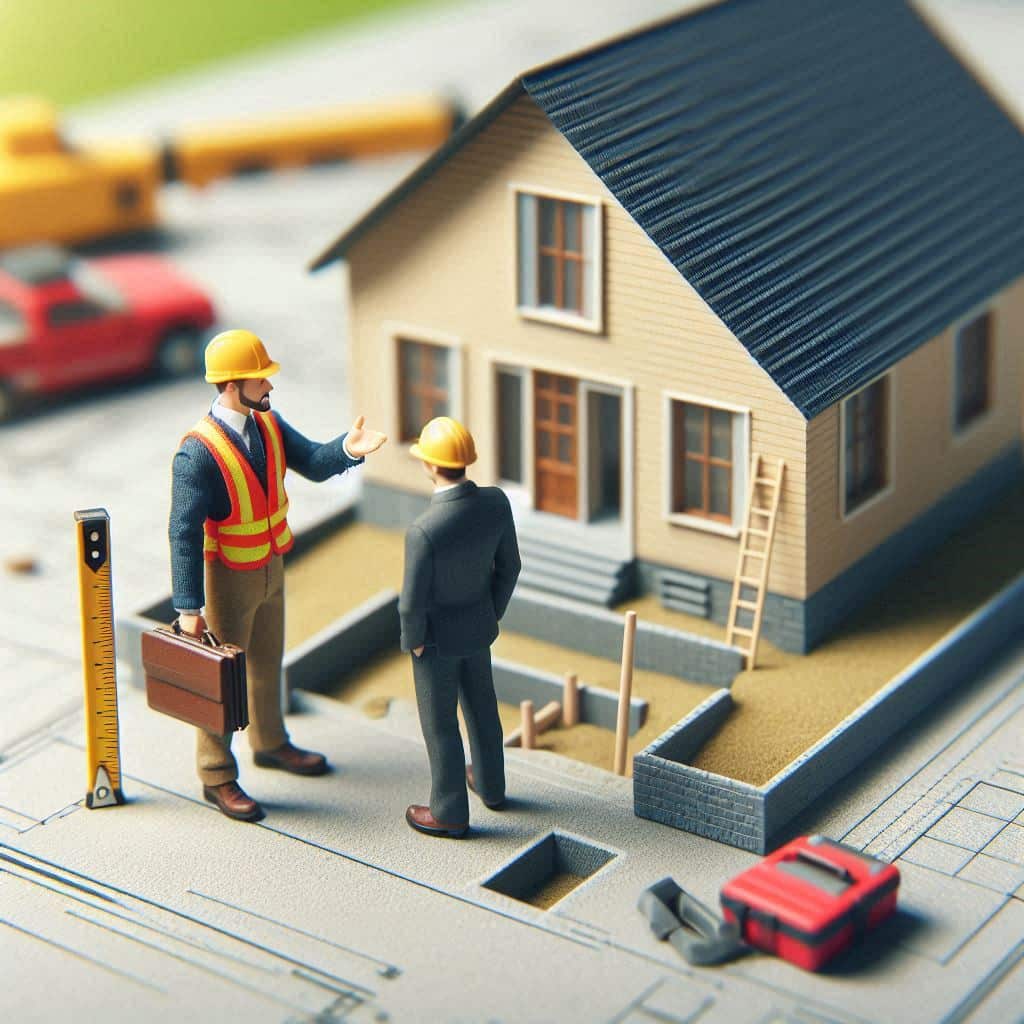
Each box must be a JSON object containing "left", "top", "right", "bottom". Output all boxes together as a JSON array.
[{"left": 517, "top": 531, "right": 635, "bottom": 608}]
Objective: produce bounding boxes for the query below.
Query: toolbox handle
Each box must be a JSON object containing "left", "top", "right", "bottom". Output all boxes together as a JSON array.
[
  {"left": 794, "top": 849, "right": 853, "bottom": 883},
  {"left": 172, "top": 618, "right": 221, "bottom": 648}
]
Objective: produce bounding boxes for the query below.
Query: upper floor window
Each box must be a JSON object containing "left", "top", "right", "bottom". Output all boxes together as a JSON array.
[
  {"left": 954, "top": 311, "right": 993, "bottom": 433},
  {"left": 516, "top": 190, "right": 602, "bottom": 332},
  {"left": 842, "top": 375, "right": 890, "bottom": 515},
  {"left": 397, "top": 339, "right": 450, "bottom": 442}
]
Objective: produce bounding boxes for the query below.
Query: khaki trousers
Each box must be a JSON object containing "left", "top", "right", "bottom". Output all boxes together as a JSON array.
[{"left": 196, "top": 554, "right": 288, "bottom": 786}]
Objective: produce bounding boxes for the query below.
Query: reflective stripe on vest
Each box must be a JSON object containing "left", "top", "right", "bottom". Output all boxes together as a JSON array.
[{"left": 186, "top": 412, "right": 293, "bottom": 570}]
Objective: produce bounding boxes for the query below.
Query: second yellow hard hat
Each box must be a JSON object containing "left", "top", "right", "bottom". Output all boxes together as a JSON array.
[
  {"left": 409, "top": 416, "right": 477, "bottom": 469},
  {"left": 204, "top": 329, "right": 280, "bottom": 383}
]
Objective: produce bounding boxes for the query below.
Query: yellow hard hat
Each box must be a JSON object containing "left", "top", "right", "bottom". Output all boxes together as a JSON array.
[
  {"left": 204, "top": 329, "right": 280, "bottom": 383},
  {"left": 409, "top": 416, "right": 477, "bottom": 469}
]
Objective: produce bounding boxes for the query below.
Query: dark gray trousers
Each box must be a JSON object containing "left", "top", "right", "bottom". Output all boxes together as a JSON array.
[{"left": 411, "top": 646, "right": 505, "bottom": 824}]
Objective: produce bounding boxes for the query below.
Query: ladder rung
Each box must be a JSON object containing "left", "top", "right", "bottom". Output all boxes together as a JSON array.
[
  {"left": 750, "top": 507, "right": 771, "bottom": 516},
  {"left": 730, "top": 626, "right": 754, "bottom": 637},
  {"left": 747, "top": 527, "right": 769, "bottom": 538},
  {"left": 755, "top": 476, "right": 776, "bottom": 485},
  {"left": 742, "top": 550, "right": 766, "bottom": 559},
  {"left": 736, "top": 600, "right": 758, "bottom": 611},
  {"left": 739, "top": 575, "right": 760, "bottom": 586}
]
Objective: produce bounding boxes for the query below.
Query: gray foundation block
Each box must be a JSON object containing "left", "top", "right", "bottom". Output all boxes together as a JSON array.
[
  {"left": 502, "top": 589, "right": 743, "bottom": 687},
  {"left": 634, "top": 571, "right": 1024, "bottom": 852},
  {"left": 285, "top": 589, "right": 400, "bottom": 695}
]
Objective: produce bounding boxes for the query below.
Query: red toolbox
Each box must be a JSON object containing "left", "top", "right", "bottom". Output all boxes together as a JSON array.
[{"left": 719, "top": 834, "right": 900, "bottom": 971}]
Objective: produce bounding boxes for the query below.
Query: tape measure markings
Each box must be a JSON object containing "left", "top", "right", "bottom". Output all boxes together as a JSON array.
[{"left": 74, "top": 507, "right": 125, "bottom": 809}]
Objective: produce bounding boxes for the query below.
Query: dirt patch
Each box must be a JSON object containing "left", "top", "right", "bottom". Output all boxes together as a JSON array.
[{"left": 284, "top": 482, "right": 1024, "bottom": 784}]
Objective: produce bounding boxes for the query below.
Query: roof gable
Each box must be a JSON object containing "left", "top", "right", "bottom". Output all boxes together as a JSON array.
[
  {"left": 521, "top": 0, "right": 1024, "bottom": 418},
  {"left": 315, "top": 0, "right": 1024, "bottom": 420}
]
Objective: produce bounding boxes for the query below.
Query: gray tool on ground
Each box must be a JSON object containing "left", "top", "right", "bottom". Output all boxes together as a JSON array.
[{"left": 638, "top": 877, "right": 745, "bottom": 966}]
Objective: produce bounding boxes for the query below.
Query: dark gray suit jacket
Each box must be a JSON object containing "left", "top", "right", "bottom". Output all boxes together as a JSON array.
[{"left": 399, "top": 480, "right": 521, "bottom": 658}]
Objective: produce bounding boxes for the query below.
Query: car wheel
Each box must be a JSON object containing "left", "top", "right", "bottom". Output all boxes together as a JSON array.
[{"left": 156, "top": 328, "right": 203, "bottom": 378}]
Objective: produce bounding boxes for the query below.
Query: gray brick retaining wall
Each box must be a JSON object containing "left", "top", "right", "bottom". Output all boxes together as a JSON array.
[{"left": 634, "top": 570, "right": 1024, "bottom": 852}]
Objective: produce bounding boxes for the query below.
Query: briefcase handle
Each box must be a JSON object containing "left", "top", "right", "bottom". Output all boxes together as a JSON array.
[{"left": 171, "top": 617, "right": 222, "bottom": 648}]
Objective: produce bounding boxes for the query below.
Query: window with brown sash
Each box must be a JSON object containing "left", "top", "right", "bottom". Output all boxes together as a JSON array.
[
  {"left": 670, "top": 400, "right": 734, "bottom": 522},
  {"left": 516, "top": 191, "right": 600, "bottom": 327},
  {"left": 397, "top": 339, "right": 450, "bottom": 442},
  {"left": 537, "top": 197, "right": 584, "bottom": 314}
]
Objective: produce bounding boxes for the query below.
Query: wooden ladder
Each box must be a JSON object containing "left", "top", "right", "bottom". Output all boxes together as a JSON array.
[{"left": 726, "top": 454, "right": 785, "bottom": 669}]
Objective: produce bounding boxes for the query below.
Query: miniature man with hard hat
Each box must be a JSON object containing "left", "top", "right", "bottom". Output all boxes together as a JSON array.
[
  {"left": 169, "top": 329, "right": 386, "bottom": 822},
  {"left": 400, "top": 416, "right": 521, "bottom": 838}
]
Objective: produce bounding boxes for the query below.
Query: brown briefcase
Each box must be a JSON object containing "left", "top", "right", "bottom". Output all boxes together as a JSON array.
[{"left": 142, "top": 623, "right": 248, "bottom": 734}]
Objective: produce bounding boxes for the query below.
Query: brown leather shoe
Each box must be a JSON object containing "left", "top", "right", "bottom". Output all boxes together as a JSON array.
[
  {"left": 466, "top": 765, "right": 506, "bottom": 810},
  {"left": 405, "top": 805, "right": 468, "bottom": 839},
  {"left": 203, "top": 781, "right": 265, "bottom": 822},
  {"left": 254, "top": 742, "right": 329, "bottom": 776}
]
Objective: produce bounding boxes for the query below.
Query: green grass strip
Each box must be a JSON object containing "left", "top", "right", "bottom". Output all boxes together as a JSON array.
[{"left": 0, "top": 0, "right": 438, "bottom": 106}]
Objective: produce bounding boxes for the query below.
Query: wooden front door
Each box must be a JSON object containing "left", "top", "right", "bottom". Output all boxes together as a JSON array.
[{"left": 534, "top": 371, "right": 578, "bottom": 518}]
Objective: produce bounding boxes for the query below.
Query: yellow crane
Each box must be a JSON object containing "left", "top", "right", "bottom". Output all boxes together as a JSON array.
[{"left": 0, "top": 94, "right": 462, "bottom": 249}]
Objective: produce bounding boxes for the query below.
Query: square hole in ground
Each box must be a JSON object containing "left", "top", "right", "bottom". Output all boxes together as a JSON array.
[{"left": 483, "top": 832, "right": 616, "bottom": 910}]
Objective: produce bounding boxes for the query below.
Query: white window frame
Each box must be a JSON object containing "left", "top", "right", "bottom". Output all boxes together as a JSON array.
[
  {"left": 662, "top": 391, "right": 750, "bottom": 537},
  {"left": 839, "top": 370, "right": 894, "bottom": 521},
  {"left": 494, "top": 362, "right": 531, "bottom": 504},
  {"left": 511, "top": 183, "right": 603, "bottom": 334}
]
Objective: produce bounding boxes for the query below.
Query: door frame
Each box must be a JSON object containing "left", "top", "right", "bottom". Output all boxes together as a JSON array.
[{"left": 490, "top": 355, "right": 635, "bottom": 555}]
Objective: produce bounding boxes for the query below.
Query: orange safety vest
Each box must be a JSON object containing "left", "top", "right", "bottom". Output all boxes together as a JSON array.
[{"left": 186, "top": 411, "right": 294, "bottom": 569}]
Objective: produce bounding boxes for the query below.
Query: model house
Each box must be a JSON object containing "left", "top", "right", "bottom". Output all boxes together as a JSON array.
[{"left": 313, "top": 0, "right": 1024, "bottom": 654}]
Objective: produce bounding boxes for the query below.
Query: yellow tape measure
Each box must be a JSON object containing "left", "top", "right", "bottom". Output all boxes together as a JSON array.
[{"left": 74, "top": 508, "right": 125, "bottom": 809}]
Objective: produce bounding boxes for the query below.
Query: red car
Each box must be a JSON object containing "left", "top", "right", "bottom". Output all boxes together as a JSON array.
[{"left": 0, "top": 245, "right": 215, "bottom": 420}]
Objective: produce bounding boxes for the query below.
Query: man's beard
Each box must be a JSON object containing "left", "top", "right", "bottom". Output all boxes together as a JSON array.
[{"left": 240, "top": 392, "right": 271, "bottom": 412}]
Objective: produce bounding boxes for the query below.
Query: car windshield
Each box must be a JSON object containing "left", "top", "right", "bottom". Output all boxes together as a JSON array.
[
  {"left": 0, "top": 299, "right": 26, "bottom": 346},
  {"left": 69, "top": 261, "right": 126, "bottom": 313}
]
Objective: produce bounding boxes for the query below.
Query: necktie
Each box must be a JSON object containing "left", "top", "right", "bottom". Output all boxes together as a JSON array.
[{"left": 245, "top": 418, "right": 267, "bottom": 484}]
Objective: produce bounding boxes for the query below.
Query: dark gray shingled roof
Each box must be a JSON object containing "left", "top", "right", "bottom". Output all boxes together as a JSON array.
[{"left": 314, "top": 0, "right": 1024, "bottom": 419}]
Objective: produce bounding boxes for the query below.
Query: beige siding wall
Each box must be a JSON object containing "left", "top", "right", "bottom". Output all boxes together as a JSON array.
[
  {"left": 806, "top": 279, "right": 1024, "bottom": 594},
  {"left": 345, "top": 95, "right": 809, "bottom": 597}
]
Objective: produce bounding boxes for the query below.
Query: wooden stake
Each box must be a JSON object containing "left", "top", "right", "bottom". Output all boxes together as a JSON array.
[
  {"left": 562, "top": 673, "right": 579, "bottom": 727},
  {"left": 613, "top": 611, "right": 637, "bottom": 776},
  {"left": 520, "top": 700, "right": 536, "bottom": 750},
  {"left": 505, "top": 700, "right": 561, "bottom": 747}
]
